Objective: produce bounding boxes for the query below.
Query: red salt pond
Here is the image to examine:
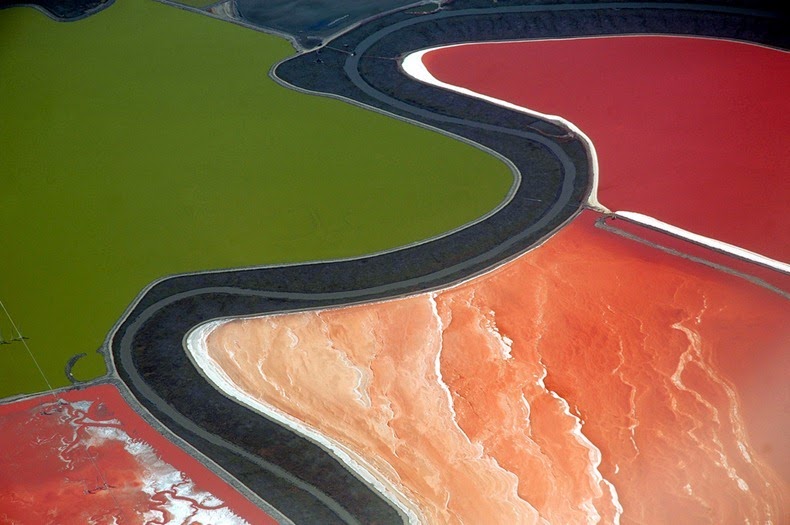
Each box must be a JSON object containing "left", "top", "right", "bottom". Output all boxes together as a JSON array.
[
  {"left": 0, "top": 383, "right": 277, "bottom": 525},
  {"left": 421, "top": 36, "right": 790, "bottom": 262},
  {"left": 201, "top": 211, "right": 789, "bottom": 524}
]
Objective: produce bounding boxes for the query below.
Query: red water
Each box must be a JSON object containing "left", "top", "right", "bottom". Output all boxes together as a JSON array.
[
  {"left": 422, "top": 36, "right": 790, "bottom": 262},
  {"left": 205, "top": 211, "right": 789, "bottom": 524},
  {"left": 0, "top": 384, "right": 277, "bottom": 525}
]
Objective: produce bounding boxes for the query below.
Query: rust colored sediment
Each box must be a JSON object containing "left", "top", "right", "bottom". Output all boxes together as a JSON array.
[
  {"left": 0, "top": 384, "right": 278, "bottom": 524},
  {"left": 204, "top": 211, "right": 788, "bottom": 524}
]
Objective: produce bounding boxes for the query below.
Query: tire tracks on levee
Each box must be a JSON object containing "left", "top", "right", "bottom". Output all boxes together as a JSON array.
[{"left": 108, "top": 2, "right": 787, "bottom": 523}]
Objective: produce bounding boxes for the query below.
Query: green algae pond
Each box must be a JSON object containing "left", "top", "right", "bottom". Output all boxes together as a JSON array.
[{"left": 0, "top": 0, "right": 511, "bottom": 397}]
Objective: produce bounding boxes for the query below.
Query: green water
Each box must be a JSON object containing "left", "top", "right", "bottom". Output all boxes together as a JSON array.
[{"left": 0, "top": 0, "right": 511, "bottom": 397}]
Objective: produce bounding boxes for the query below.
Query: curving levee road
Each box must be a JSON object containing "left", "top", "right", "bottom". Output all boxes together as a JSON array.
[{"left": 105, "top": 2, "right": 787, "bottom": 523}]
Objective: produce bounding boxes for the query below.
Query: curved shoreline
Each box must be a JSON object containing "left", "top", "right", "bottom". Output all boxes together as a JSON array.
[
  {"left": 400, "top": 45, "right": 606, "bottom": 212},
  {"left": 186, "top": 320, "right": 424, "bottom": 524},
  {"left": 103, "top": 3, "right": 789, "bottom": 524}
]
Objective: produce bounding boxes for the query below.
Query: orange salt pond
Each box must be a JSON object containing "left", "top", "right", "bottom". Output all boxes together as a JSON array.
[{"left": 200, "top": 211, "right": 788, "bottom": 524}]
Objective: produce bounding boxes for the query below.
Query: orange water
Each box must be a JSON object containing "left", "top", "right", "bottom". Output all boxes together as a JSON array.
[{"left": 206, "top": 212, "right": 788, "bottom": 524}]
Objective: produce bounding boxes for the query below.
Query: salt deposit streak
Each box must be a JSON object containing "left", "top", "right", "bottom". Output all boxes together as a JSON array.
[
  {"left": 192, "top": 211, "right": 788, "bottom": 524},
  {"left": 187, "top": 320, "right": 425, "bottom": 525},
  {"left": 0, "top": 385, "right": 272, "bottom": 525},
  {"left": 615, "top": 211, "right": 790, "bottom": 273}
]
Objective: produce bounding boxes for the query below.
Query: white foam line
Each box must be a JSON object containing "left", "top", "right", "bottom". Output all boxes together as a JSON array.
[
  {"left": 615, "top": 211, "right": 789, "bottom": 273},
  {"left": 185, "top": 321, "right": 424, "bottom": 525},
  {"left": 401, "top": 47, "right": 608, "bottom": 212},
  {"left": 402, "top": 43, "right": 789, "bottom": 275}
]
